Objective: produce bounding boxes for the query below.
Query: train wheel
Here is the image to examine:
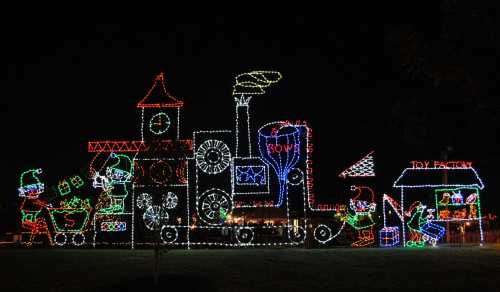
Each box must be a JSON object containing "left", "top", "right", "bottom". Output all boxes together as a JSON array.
[
  {"left": 287, "top": 168, "right": 304, "bottom": 185},
  {"left": 72, "top": 233, "right": 85, "bottom": 246},
  {"left": 288, "top": 226, "right": 306, "bottom": 243},
  {"left": 236, "top": 227, "right": 254, "bottom": 245},
  {"left": 195, "top": 139, "right": 231, "bottom": 174},
  {"left": 161, "top": 226, "right": 178, "bottom": 243},
  {"left": 197, "top": 188, "right": 232, "bottom": 225},
  {"left": 314, "top": 224, "right": 332, "bottom": 244},
  {"left": 54, "top": 233, "right": 67, "bottom": 246}
]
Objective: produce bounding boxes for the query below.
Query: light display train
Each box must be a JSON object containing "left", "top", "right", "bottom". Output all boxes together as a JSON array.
[{"left": 17, "top": 72, "right": 486, "bottom": 248}]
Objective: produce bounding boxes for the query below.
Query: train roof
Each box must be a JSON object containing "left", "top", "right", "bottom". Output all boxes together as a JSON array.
[{"left": 393, "top": 167, "right": 485, "bottom": 189}]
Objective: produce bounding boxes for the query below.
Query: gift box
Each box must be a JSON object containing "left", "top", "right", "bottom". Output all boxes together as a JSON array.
[{"left": 379, "top": 226, "right": 400, "bottom": 247}]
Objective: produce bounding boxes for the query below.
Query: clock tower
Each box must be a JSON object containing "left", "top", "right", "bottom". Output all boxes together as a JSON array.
[{"left": 137, "top": 73, "right": 183, "bottom": 142}]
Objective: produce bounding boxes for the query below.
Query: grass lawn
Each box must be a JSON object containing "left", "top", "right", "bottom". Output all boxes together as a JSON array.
[{"left": 1, "top": 246, "right": 499, "bottom": 291}]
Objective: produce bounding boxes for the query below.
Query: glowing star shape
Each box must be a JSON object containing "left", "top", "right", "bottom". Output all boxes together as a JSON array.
[
  {"left": 338, "top": 151, "right": 375, "bottom": 178},
  {"left": 143, "top": 205, "right": 169, "bottom": 230},
  {"left": 195, "top": 139, "right": 231, "bottom": 174},
  {"left": 235, "top": 166, "right": 266, "bottom": 185}
]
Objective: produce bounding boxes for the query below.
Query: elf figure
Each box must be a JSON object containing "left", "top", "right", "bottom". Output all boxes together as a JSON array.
[
  {"left": 18, "top": 169, "right": 53, "bottom": 246},
  {"left": 405, "top": 201, "right": 445, "bottom": 247},
  {"left": 93, "top": 153, "right": 132, "bottom": 214},
  {"left": 344, "top": 185, "right": 376, "bottom": 247},
  {"left": 405, "top": 202, "right": 426, "bottom": 247}
]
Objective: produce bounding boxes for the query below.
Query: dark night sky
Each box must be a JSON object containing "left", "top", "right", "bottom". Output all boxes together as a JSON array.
[{"left": 1, "top": 4, "right": 499, "bottom": 231}]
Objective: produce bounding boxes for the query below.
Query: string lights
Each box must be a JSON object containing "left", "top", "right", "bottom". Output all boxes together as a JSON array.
[
  {"left": 47, "top": 196, "right": 92, "bottom": 247},
  {"left": 343, "top": 186, "right": 377, "bottom": 247},
  {"left": 232, "top": 71, "right": 282, "bottom": 97},
  {"left": 101, "top": 221, "right": 127, "bottom": 232},
  {"left": 233, "top": 71, "right": 282, "bottom": 158},
  {"left": 17, "top": 167, "right": 96, "bottom": 247},
  {"left": 18, "top": 169, "right": 52, "bottom": 246},
  {"left": 162, "top": 192, "right": 178, "bottom": 209},
  {"left": 338, "top": 151, "right": 375, "bottom": 178},
  {"left": 387, "top": 162, "right": 486, "bottom": 247},
  {"left": 18, "top": 168, "right": 44, "bottom": 198},
  {"left": 379, "top": 227, "right": 400, "bottom": 247},
  {"left": 232, "top": 157, "right": 271, "bottom": 195},
  {"left": 143, "top": 205, "right": 169, "bottom": 230},
  {"left": 136, "top": 73, "right": 184, "bottom": 108},
  {"left": 258, "top": 122, "right": 301, "bottom": 207},
  {"left": 404, "top": 201, "right": 445, "bottom": 247},
  {"left": 235, "top": 165, "right": 267, "bottom": 185},
  {"left": 88, "top": 140, "right": 192, "bottom": 153},
  {"left": 17, "top": 71, "right": 489, "bottom": 250},
  {"left": 195, "top": 139, "right": 231, "bottom": 174},
  {"left": 149, "top": 112, "right": 171, "bottom": 135}
]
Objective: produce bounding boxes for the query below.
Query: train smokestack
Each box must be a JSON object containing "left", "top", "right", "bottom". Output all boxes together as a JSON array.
[
  {"left": 232, "top": 71, "right": 282, "bottom": 158},
  {"left": 234, "top": 97, "right": 252, "bottom": 157}
]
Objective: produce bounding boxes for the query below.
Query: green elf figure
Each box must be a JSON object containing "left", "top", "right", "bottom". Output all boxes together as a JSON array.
[
  {"left": 95, "top": 153, "right": 133, "bottom": 214},
  {"left": 18, "top": 168, "right": 53, "bottom": 246},
  {"left": 344, "top": 185, "right": 376, "bottom": 247}
]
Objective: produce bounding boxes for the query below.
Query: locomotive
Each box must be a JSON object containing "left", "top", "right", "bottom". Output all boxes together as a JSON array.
[{"left": 88, "top": 71, "right": 352, "bottom": 248}]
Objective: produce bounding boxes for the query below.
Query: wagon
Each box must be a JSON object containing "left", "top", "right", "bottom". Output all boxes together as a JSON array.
[
  {"left": 420, "top": 222, "right": 445, "bottom": 246},
  {"left": 48, "top": 208, "right": 91, "bottom": 246}
]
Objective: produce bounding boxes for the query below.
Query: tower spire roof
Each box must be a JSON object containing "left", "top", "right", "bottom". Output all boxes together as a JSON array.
[{"left": 137, "top": 73, "right": 184, "bottom": 108}]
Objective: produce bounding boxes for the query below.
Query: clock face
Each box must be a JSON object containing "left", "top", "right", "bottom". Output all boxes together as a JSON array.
[{"left": 149, "top": 112, "right": 170, "bottom": 135}]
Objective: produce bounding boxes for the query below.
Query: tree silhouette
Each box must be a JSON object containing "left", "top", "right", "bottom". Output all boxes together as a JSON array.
[{"left": 385, "top": 1, "right": 500, "bottom": 155}]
